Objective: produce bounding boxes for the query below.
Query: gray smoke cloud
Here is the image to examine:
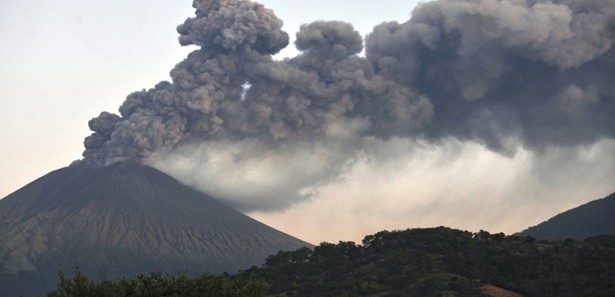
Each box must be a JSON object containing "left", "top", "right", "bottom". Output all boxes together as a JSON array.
[
  {"left": 81, "top": 0, "right": 434, "bottom": 165},
  {"left": 366, "top": 0, "right": 615, "bottom": 151},
  {"left": 81, "top": 0, "right": 614, "bottom": 213}
]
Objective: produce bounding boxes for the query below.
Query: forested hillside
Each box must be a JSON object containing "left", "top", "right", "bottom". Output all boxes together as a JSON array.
[
  {"left": 45, "top": 227, "right": 615, "bottom": 297},
  {"left": 246, "top": 227, "right": 615, "bottom": 296}
]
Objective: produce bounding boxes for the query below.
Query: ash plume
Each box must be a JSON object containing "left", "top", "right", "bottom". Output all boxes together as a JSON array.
[
  {"left": 81, "top": 0, "right": 615, "bottom": 213},
  {"left": 366, "top": 0, "right": 615, "bottom": 151},
  {"left": 82, "top": 0, "right": 433, "bottom": 165}
]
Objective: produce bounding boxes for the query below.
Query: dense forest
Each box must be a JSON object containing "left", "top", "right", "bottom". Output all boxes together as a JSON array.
[
  {"left": 45, "top": 227, "right": 615, "bottom": 297},
  {"left": 44, "top": 271, "right": 269, "bottom": 297}
]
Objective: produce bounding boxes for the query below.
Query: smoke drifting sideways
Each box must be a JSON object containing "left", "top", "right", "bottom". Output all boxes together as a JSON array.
[{"left": 81, "top": 0, "right": 615, "bottom": 215}]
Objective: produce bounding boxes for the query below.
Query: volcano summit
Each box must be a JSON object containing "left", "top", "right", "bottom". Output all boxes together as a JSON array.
[{"left": 0, "top": 162, "right": 309, "bottom": 296}]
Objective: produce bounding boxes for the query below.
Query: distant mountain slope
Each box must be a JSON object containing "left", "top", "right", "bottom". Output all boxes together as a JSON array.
[
  {"left": 0, "top": 161, "right": 310, "bottom": 297},
  {"left": 518, "top": 191, "right": 615, "bottom": 240}
]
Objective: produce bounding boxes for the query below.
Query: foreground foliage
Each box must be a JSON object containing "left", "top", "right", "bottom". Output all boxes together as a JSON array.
[
  {"left": 45, "top": 271, "right": 268, "bottom": 297},
  {"left": 45, "top": 227, "right": 615, "bottom": 297}
]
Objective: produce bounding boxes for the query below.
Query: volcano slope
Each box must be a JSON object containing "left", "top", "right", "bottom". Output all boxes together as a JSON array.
[
  {"left": 0, "top": 161, "right": 310, "bottom": 296},
  {"left": 518, "top": 191, "right": 615, "bottom": 240}
]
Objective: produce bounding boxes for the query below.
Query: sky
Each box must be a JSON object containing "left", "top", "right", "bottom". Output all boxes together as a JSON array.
[{"left": 1, "top": 0, "right": 614, "bottom": 245}]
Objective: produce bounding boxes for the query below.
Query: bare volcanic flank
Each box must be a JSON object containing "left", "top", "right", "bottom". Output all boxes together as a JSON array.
[{"left": 0, "top": 162, "right": 310, "bottom": 296}]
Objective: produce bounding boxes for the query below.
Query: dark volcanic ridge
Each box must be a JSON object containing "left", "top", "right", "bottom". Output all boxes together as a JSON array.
[
  {"left": 518, "top": 191, "right": 615, "bottom": 240},
  {"left": 0, "top": 161, "right": 310, "bottom": 296}
]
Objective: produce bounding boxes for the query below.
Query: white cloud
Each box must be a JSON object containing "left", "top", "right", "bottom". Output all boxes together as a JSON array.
[
  {"left": 148, "top": 125, "right": 615, "bottom": 244},
  {"left": 250, "top": 138, "right": 615, "bottom": 244}
]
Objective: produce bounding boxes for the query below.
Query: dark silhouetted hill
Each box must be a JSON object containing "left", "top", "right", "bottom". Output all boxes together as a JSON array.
[
  {"left": 518, "top": 191, "right": 615, "bottom": 240},
  {"left": 243, "top": 227, "right": 615, "bottom": 297},
  {"left": 0, "top": 161, "right": 310, "bottom": 297},
  {"left": 43, "top": 227, "right": 615, "bottom": 297}
]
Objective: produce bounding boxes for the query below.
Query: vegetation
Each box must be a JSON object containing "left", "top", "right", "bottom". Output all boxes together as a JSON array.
[
  {"left": 45, "top": 270, "right": 268, "bottom": 297},
  {"left": 247, "top": 227, "right": 615, "bottom": 296},
  {"left": 44, "top": 227, "right": 615, "bottom": 297}
]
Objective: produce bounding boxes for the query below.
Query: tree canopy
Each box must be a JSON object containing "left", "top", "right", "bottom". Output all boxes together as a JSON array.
[{"left": 44, "top": 227, "right": 615, "bottom": 297}]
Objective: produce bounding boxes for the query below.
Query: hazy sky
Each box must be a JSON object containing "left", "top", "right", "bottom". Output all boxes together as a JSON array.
[{"left": 1, "top": 0, "right": 614, "bottom": 244}]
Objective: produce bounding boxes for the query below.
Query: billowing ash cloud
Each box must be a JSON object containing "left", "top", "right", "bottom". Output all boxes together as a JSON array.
[
  {"left": 81, "top": 0, "right": 614, "bottom": 213},
  {"left": 82, "top": 0, "right": 434, "bottom": 165},
  {"left": 366, "top": 0, "right": 615, "bottom": 151}
]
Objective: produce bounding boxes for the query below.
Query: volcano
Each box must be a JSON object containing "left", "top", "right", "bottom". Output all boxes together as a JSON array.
[{"left": 0, "top": 162, "right": 310, "bottom": 296}]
